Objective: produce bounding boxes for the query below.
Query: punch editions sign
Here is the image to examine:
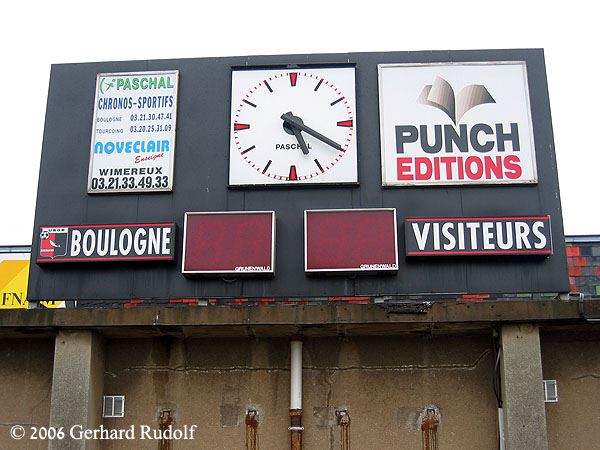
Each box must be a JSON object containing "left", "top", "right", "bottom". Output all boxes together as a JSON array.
[
  {"left": 37, "top": 223, "right": 176, "bottom": 263},
  {"left": 88, "top": 71, "right": 178, "bottom": 193},
  {"left": 379, "top": 62, "right": 537, "bottom": 186},
  {"left": 405, "top": 216, "right": 553, "bottom": 256}
]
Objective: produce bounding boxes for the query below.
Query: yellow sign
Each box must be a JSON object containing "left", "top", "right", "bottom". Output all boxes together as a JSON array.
[{"left": 0, "top": 254, "right": 64, "bottom": 309}]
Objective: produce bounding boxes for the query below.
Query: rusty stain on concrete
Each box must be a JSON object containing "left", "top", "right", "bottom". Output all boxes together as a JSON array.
[
  {"left": 420, "top": 406, "right": 440, "bottom": 450},
  {"left": 245, "top": 408, "right": 259, "bottom": 450},
  {"left": 336, "top": 409, "right": 350, "bottom": 450},
  {"left": 159, "top": 409, "right": 173, "bottom": 450}
]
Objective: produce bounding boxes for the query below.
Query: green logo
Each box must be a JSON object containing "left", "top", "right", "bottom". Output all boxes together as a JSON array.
[{"left": 99, "top": 78, "right": 115, "bottom": 94}]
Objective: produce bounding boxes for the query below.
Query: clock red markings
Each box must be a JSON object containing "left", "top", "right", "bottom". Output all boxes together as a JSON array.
[
  {"left": 314, "top": 78, "right": 323, "bottom": 91},
  {"left": 289, "top": 165, "right": 298, "bottom": 181},
  {"left": 262, "top": 160, "right": 272, "bottom": 174},
  {"left": 231, "top": 68, "right": 356, "bottom": 183},
  {"left": 314, "top": 159, "right": 324, "bottom": 173}
]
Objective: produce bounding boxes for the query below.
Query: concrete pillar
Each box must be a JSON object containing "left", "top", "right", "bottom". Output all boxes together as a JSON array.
[
  {"left": 48, "top": 331, "right": 104, "bottom": 450},
  {"left": 500, "top": 324, "right": 548, "bottom": 450}
]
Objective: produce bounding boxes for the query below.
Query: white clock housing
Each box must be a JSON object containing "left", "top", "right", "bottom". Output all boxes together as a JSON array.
[{"left": 229, "top": 67, "right": 358, "bottom": 185}]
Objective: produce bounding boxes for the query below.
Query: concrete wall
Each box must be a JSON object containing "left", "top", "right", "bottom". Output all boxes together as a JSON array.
[
  {"left": 541, "top": 327, "right": 600, "bottom": 450},
  {"left": 4, "top": 328, "right": 600, "bottom": 449},
  {"left": 0, "top": 338, "right": 54, "bottom": 450},
  {"left": 103, "top": 334, "right": 497, "bottom": 449}
]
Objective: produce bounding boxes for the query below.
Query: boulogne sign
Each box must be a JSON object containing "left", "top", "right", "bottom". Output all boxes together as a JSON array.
[{"left": 37, "top": 223, "right": 176, "bottom": 263}]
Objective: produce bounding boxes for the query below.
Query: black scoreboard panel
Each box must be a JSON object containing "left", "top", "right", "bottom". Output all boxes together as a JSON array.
[{"left": 28, "top": 49, "right": 568, "bottom": 300}]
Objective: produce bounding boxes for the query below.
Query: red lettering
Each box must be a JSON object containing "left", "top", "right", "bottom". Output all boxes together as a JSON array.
[
  {"left": 484, "top": 156, "right": 504, "bottom": 179},
  {"left": 395, "top": 155, "right": 524, "bottom": 182},
  {"left": 465, "top": 156, "right": 484, "bottom": 180},
  {"left": 396, "top": 157, "right": 413, "bottom": 180},
  {"left": 415, "top": 158, "right": 433, "bottom": 180},
  {"left": 440, "top": 157, "right": 456, "bottom": 180},
  {"left": 457, "top": 156, "right": 465, "bottom": 179},
  {"left": 504, "top": 155, "right": 522, "bottom": 179},
  {"left": 134, "top": 153, "right": 164, "bottom": 164},
  {"left": 433, "top": 157, "right": 440, "bottom": 180}
]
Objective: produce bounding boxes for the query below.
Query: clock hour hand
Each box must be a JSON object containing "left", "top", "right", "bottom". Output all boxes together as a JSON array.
[
  {"left": 281, "top": 112, "right": 343, "bottom": 151},
  {"left": 291, "top": 125, "right": 309, "bottom": 155},
  {"left": 282, "top": 112, "right": 309, "bottom": 155}
]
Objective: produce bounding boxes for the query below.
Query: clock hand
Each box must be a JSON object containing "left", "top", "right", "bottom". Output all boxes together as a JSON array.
[
  {"left": 291, "top": 126, "right": 310, "bottom": 155},
  {"left": 281, "top": 112, "right": 343, "bottom": 151},
  {"left": 282, "top": 112, "right": 309, "bottom": 155}
]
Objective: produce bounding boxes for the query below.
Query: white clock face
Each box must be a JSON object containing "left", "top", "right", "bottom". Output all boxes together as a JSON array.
[{"left": 229, "top": 67, "right": 358, "bottom": 185}]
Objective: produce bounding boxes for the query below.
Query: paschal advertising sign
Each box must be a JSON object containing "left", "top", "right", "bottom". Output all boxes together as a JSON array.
[{"left": 88, "top": 71, "right": 179, "bottom": 193}]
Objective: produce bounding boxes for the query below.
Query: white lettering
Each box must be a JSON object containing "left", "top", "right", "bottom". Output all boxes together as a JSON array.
[
  {"left": 442, "top": 222, "right": 456, "bottom": 250},
  {"left": 496, "top": 222, "right": 514, "bottom": 249},
  {"left": 465, "top": 222, "right": 480, "bottom": 250},
  {"left": 457, "top": 222, "right": 465, "bottom": 250},
  {"left": 482, "top": 222, "right": 494, "bottom": 250},
  {"left": 134, "top": 228, "right": 147, "bottom": 255},
  {"left": 139, "top": 425, "right": 151, "bottom": 439},
  {"left": 119, "top": 229, "right": 133, "bottom": 255},
  {"left": 161, "top": 228, "right": 171, "bottom": 255},
  {"left": 109, "top": 229, "right": 118, "bottom": 256},
  {"left": 433, "top": 222, "right": 440, "bottom": 250},
  {"left": 70, "top": 230, "right": 82, "bottom": 256},
  {"left": 97, "top": 229, "right": 109, "bottom": 256},
  {"left": 412, "top": 223, "right": 430, "bottom": 251},
  {"left": 149, "top": 228, "right": 160, "bottom": 255},
  {"left": 515, "top": 222, "right": 531, "bottom": 249},
  {"left": 532, "top": 221, "right": 547, "bottom": 249},
  {"left": 83, "top": 230, "right": 96, "bottom": 256}
]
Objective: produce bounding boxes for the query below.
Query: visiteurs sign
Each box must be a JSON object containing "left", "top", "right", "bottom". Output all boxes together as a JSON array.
[
  {"left": 88, "top": 71, "right": 179, "bottom": 193},
  {"left": 405, "top": 216, "right": 553, "bottom": 256},
  {"left": 379, "top": 62, "right": 537, "bottom": 186}
]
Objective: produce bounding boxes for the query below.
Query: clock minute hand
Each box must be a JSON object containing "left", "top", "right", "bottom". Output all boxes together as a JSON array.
[{"left": 281, "top": 112, "right": 343, "bottom": 151}]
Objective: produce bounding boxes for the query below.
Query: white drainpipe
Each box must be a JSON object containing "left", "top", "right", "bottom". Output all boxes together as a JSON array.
[{"left": 289, "top": 340, "right": 303, "bottom": 450}]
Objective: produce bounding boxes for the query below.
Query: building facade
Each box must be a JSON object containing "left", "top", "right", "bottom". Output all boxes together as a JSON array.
[{"left": 2, "top": 49, "right": 595, "bottom": 450}]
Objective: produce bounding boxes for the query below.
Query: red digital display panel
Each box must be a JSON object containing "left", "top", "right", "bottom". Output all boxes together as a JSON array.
[
  {"left": 182, "top": 211, "right": 275, "bottom": 275},
  {"left": 305, "top": 209, "right": 398, "bottom": 273}
]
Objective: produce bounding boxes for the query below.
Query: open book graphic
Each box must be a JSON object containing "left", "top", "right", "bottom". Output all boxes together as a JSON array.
[{"left": 418, "top": 76, "right": 495, "bottom": 124}]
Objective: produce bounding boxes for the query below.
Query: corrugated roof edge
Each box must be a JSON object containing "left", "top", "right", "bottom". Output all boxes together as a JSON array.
[
  {"left": 565, "top": 236, "right": 600, "bottom": 243},
  {"left": 0, "top": 245, "right": 32, "bottom": 253}
]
